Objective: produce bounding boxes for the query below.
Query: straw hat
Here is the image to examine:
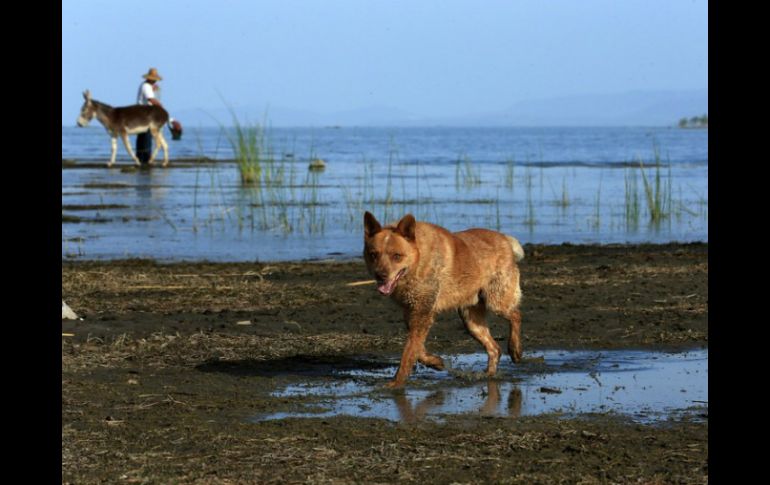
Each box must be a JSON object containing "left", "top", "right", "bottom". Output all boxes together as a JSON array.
[{"left": 142, "top": 67, "right": 163, "bottom": 81}]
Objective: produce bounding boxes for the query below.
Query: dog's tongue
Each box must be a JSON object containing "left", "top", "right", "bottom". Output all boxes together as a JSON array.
[{"left": 377, "top": 278, "right": 397, "bottom": 295}]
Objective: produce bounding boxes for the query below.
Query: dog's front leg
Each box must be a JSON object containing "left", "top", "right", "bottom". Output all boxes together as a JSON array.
[{"left": 386, "top": 311, "right": 433, "bottom": 389}]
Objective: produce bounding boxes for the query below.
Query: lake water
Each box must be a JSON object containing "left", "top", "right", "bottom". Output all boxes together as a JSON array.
[{"left": 62, "top": 126, "right": 708, "bottom": 262}]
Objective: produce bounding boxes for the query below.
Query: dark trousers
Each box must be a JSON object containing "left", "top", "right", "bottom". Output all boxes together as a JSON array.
[{"left": 136, "top": 131, "right": 152, "bottom": 164}]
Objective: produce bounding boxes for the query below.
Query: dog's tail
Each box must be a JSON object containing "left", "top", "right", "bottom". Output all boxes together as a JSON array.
[{"left": 506, "top": 236, "right": 525, "bottom": 262}]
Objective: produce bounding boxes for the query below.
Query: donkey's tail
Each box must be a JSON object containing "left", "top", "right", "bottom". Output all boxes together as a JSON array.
[{"left": 506, "top": 236, "right": 525, "bottom": 262}]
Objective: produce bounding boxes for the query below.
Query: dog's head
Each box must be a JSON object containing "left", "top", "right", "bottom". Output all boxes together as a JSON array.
[{"left": 363, "top": 211, "right": 419, "bottom": 296}]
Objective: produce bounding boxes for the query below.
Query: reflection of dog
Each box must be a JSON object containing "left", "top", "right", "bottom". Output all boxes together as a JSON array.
[
  {"left": 363, "top": 212, "right": 525, "bottom": 388},
  {"left": 391, "top": 381, "right": 522, "bottom": 422},
  {"left": 393, "top": 391, "right": 445, "bottom": 423},
  {"left": 482, "top": 381, "right": 522, "bottom": 418}
]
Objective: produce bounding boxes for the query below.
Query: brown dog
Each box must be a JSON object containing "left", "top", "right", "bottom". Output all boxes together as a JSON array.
[{"left": 363, "top": 212, "right": 525, "bottom": 388}]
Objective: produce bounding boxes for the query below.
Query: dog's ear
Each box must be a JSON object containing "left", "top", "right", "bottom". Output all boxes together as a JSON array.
[
  {"left": 396, "top": 214, "right": 416, "bottom": 242},
  {"left": 364, "top": 211, "right": 382, "bottom": 238},
  {"left": 83, "top": 90, "right": 91, "bottom": 100}
]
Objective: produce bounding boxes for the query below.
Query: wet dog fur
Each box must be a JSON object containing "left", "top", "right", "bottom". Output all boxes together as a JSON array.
[{"left": 363, "top": 211, "right": 524, "bottom": 388}]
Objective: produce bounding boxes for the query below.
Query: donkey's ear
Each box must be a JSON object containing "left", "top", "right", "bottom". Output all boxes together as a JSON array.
[
  {"left": 396, "top": 214, "right": 416, "bottom": 242},
  {"left": 364, "top": 211, "right": 382, "bottom": 238},
  {"left": 83, "top": 90, "right": 91, "bottom": 100}
]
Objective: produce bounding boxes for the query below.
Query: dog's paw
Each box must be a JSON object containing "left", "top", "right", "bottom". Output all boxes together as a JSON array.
[
  {"left": 420, "top": 356, "right": 445, "bottom": 371},
  {"left": 508, "top": 345, "right": 522, "bottom": 364},
  {"left": 384, "top": 380, "right": 405, "bottom": 390}
]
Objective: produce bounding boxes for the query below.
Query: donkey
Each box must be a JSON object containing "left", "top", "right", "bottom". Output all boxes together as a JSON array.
[{"left": 76, "top": 90, "right": 170, "bottom": 167}]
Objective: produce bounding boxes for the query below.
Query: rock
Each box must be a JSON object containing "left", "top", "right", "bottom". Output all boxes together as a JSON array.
[
  {"left": 539, "top": 386, "right": 562, "bottom": 394},
  {"left": 309, "top": 158, "right": 326, "bottom": 171}
]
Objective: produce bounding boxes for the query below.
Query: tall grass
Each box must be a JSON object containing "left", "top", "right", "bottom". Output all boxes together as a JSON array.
[
  {"left": 230, "top": 121, "right": 264, "bottom": 185},
  {"left": 591, "top": 174, "right": 603, "bottom": 231},
  {"left": 504, "top": 157, "right": 516, "bottom": 189},
  {"left": 523, "top": 166, "right": 536, "bottom": 228},
  {"left": 227, "top": 112, "right": 285, "bottom": 188},
  {"left": 637, "top": 145, "right": 672, "bottom": 225},
  {"left": 383, "top": 145, "right": 395, "bottom": 220},
  {"left": 455, "top": 154, "right": 481, "bottom": 188},
  {"left": 548, "top": 175, "right": 570, "bottom": 209},
  {"left": 624, "top": 167, "right": 641, "bottom": 230}
]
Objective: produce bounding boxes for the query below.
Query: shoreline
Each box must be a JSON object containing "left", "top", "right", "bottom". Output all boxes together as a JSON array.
[{"left": 62, "top": 241, "right": 708, "bottom": 266}]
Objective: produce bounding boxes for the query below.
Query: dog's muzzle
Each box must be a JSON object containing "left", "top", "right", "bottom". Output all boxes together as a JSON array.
[{"left": 376, "top": 268, "right": 407, "bottom": 296}]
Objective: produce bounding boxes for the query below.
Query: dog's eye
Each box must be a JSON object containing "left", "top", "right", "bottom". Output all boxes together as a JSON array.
[
  {"left": 369, "top": 251, "right": 378, "bottom": 260},
  {"left": 392, "top": 253, "right": 402, "bottom": 262}
]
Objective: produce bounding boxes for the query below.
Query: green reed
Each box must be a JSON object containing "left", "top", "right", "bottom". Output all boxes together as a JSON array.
[
  {"left": 504, "top": 157, "right": 516, "bottom": 189},
  {"left": 455, "top": 154, "right": 481, "bottom": 189},
  {"left": 638, "top": 145, "right": 672, "bottom": 225},
  {"left": 548, "top": 176, "right": 571, "bottom": 209},
  {"left": 593, "top": 178, "right": 602, "bottom": 231},
  {"left": 229, "top": 120, "right": 264, "bottom": 185},
  {"left": 523, "top": 166, "right": 536, "bottom": 228},
  {"left": 624, "top": 167, "right": 641, "bottom": 230}
]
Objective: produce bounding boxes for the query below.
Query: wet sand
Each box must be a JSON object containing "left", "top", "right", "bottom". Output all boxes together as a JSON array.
[{"left": 62, "top": 243, "right": 708, "bottom": 483}]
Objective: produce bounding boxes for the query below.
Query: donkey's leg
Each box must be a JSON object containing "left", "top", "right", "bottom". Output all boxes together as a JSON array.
[
  {"left": 148, "top": 128, "right": 160, "bottom": 165},
  {"left": 107, "top": 137, "right": 118, "bottom": 167},
  {"left": 151, "top": 129, "right": 170, "bottom": 167},
  {"left": 121, "top": 134, "right": 142, "bottom": 166},
  {"left": 160, "top": 132, "right": 169, "bottom": 167}
]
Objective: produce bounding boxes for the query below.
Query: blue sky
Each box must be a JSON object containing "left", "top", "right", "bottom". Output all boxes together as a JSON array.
[{"left": 62, "top": 0, "right": 708, "bottom": 125}]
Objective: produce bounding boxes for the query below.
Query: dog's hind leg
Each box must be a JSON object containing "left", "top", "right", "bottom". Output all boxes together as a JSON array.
[
  {"left": 507, "top": 308, "right": 523, "bottom": 363},
  {"left": 487, "top": 271, "right": 523, "bottom": 364},
  {"left": 492, "top": 299, "right": 523, "bottom": 363},
  {"left": 459, "top": 302, "right": 502, "bottom": 376}
]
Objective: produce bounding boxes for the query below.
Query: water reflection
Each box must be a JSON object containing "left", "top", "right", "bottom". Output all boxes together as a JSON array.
[
  {"left": 392, "top": 380, "right": 523, "bottom": 423},
  {"left": 133, "top": 167, "right": 169, "bottom": 202},
  {"left": 254, "top": 350, "right": 707, "bottom": 424}
]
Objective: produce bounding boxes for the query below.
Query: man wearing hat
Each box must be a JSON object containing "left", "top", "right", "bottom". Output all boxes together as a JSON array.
[{"left": 136, "top": 68, "right": 164, "bottom": 164}]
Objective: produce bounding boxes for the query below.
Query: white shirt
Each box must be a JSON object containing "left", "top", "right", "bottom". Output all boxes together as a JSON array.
[{"left": 137, "top": 82, "right": 158, "bottom": 105}]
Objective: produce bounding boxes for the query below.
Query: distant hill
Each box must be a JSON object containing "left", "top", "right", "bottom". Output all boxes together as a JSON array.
[
  {"left": 171, "top": 89, "right": 708, "bottom": 127},
  {"left": 435, "top": 89, "right": 708, "bottom": 127}
]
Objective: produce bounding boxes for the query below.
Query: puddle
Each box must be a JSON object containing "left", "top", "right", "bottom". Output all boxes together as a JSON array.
[{"left": 250, "top": 349, "right": 707, "bottom": 424}]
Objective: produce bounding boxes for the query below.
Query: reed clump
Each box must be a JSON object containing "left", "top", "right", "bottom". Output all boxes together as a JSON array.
[
  {"left": 638, "top": 145, "right": 672, "bottom": 224},
  {"left": 455, "top": 154, "right": 481, "bottom": 188}
]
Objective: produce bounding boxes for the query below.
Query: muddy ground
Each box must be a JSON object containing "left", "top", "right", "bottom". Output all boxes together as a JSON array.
[{"left": 62, "top": 243, "right": 708, "bottom": 484}]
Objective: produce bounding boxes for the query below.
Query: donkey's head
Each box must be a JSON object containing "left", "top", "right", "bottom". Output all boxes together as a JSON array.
[{"left": 76, "top": 90, "right": 94, "bottom": 127}]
